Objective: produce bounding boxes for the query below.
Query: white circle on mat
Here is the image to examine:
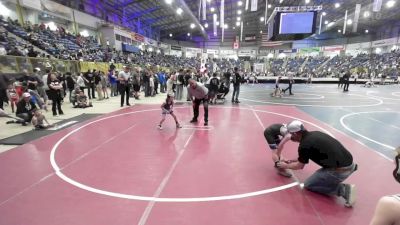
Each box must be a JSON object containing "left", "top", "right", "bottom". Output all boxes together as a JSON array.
[{"left": 51, "top": 107, "right": 334, "bottom": 202}]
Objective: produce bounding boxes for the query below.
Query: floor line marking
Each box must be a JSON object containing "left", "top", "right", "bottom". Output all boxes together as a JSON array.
[
  {"left": 0, "top": 173, "right": 55, "bottom": 207},
  {"left": 50, "top": 107, "right": 301, "bottom": 202},
  {"left": 240, "top": 93, "right": 383, "bottom": 108},
  {"left": 138, "top": 131, "right": 196, "bottom": 225},
  {"left": 340, "top": 111, "right": 397, "bottom": 150}
]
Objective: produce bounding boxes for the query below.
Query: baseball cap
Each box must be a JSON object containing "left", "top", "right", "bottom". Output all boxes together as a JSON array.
[
  {"left": 23, "top": 92, "right": 31, "bottom": 98},
  {"left": 280, "top": 124, "right": 288, "bottom": 136},
  {"left": 287, "top": 120, "right": 304, "bottom": 133}
]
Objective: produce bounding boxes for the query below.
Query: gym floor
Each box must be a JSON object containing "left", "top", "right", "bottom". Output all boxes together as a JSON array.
[{"left": 0, "top": 83, "right": 399, "bottom": 225}]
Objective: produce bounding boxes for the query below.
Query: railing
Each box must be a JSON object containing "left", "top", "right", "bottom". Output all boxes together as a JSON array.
[{"left": 0, "top": 55, "right": 173, "bottom": 74}]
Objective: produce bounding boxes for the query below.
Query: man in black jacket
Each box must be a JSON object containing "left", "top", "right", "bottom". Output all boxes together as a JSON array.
[{"left": 231, "top": 67, "right": 241, "bottom": 103}]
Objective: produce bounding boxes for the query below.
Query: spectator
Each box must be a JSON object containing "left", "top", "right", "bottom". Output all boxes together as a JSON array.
[
  {"left": 47, "top": 73, "right": 64, "bottom": 116},
  {"left": 15, "top": 92, "right": 36, "bottom": 125}
]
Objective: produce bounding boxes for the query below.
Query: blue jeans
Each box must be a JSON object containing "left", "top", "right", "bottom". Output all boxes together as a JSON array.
[
  {"left": 232, "top": 85, "right": 240, "bottom": 101},
  {"left": 304, "top": 164, "right": 356, "bottom": 197}
]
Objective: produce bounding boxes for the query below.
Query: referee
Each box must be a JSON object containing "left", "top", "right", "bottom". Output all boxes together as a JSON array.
[{"left": 118, "top": 66, "right": 131, "bottom": 107}]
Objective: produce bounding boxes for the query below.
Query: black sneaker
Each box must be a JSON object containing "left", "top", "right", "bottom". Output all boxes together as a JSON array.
[
  {"left": 343, "top": 184, "right": 356, "bottom": 207},
  {"left": 190, "top": 119, "right": 198, "bottom": 123},
  {"left": 204, "top": 122, "right": 208, "bottom": 126}
]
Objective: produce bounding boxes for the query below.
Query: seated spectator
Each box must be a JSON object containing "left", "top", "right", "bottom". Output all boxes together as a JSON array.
[
  {"left": 15, "top": 92, "right": 37, "bottom": 125},
  {"left": 76, "top": 90, "right": 92, "bottom": 108},
  {"left": 31, "top": 108, "right": 52, "bottom": 130}
]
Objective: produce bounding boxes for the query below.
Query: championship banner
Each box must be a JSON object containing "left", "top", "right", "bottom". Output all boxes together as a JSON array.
[
  {"left": 213, "top": 14, "right": 218, "bottom": 36},
  {"left": 202, "top": 0, "right": 207, "bottom": 20},
  {"left": 373, "top": 0, "right": 382, "bottom": 12},
  {"left": 251, "top": 0, "right": 258, "bottom": 11},
  {"left": 353, "top": 4, "right": 361, "bottom": 33},
  {"left": 221, "top": 0, "right": 225, "bottom": 42}
]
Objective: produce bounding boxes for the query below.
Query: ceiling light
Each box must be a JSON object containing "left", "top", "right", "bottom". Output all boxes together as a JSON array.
[
  {"left": 236, "top": 21, "right": 240, "bottom": 26},
  {"left": 190, "top": 23, "right": 195, "bottom": 29},
  {"left": 237, "top": 16, "right": 241, "bottom": 21},
  {"left": 187, "top": 33, "right": 191, "bottom": 36},
  {"left": 334, "top": 3, "right": 340, "bottom": 8},
  {"left": 268, "top": 4, "right": 272, "bottom": 8},
  {"left": 305, "top": 0, "right": 310, "bottom": 4},
  {"left": 279, "top": 0, "right": 283, "bottom": 3},
  {"left": 216, "top": 21, "right": 220, "bottom": 25},
  {"left": 363, "top": 11, "right": 370, "bottom": 17},
  {"left": 176, "top": 8, "right": 183, "bottom": 15},
  {"left": 260, "top": 17, "right": 264, "bottom": 22},
  {"left": 347, "top": 19, "right": 352, "bottom": 25},
  {"left": 365, "top": 29, "right": 369, "bottom": 33},
  {"left": 338, "top": 29, "right": 342, "bottom": 33},
  {"left": 237, "top": 10, "right": 242, "bottom": 15},
  {"left": 210, "top": 7, "right": 215, "bottom": 12},
  {"left": 386, "top": 0, "right": 395, "bottom": 8},
  {"left": 327, "top": 22, "right": 334, "bottom": 27},
  {"left": 224, "top": 24, "right": 228, "bottom": 29},
  {"left": 165, "top": 0, "right": 173, "bottom": 4},
  {"left": 260, "top": 30, "right": 263, "bottom": 33},
  {"left": 169, "top": 33, "right": 173, "bottom": 37},
  {"left": 238, "top": 1, "right": 243, "bottom": 6},
  {"left": 204, "top": 23, "right": 209, "bottom": 28},
  {"left": 322, "top": 12, "right": 327, "bottom": 16},
  {"left": 324, "top": 20, "right": 329, "bottom": 25}
]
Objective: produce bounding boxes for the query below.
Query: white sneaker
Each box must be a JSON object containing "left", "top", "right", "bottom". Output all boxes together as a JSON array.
[
  {"left": 344, "top": 184, "right": 356, "bottom": 207},
  {"left": 158, "top": 125, "right": 162, "bottom": 130}
]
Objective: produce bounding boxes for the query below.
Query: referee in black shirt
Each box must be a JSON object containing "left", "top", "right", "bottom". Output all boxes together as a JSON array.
[{"left": 276, "top": 120, "right": 357, "bottom": 207}]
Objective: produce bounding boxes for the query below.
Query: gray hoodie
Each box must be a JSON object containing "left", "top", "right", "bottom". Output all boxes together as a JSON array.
[{"left": 187, "top": 82, "right": 208, "bottom": 99}]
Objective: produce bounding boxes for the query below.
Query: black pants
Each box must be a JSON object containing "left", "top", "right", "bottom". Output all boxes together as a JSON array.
[
  {"left": 343, "top": 82, "right": 349, "bottom": 91},
  {"left": 16, "top": 112, "right": 33, "bottom": 122},
  {"left": 232, "top": 85, "right": 240, "bottom": 101},
  {"left": 283, "top": 83, "right": 293, "bottom": 94},
  {"left": 87, "top": 83, "right": 96, "bottom": 99},
  {"left": 193, "top": 98, "right": 208, "bottom": 122},
  {"left": 119, "top": 84, "right": 130, "bottom": 106},
  {"left": 52, "top": 97, "right": 63, "bottom": 115}
]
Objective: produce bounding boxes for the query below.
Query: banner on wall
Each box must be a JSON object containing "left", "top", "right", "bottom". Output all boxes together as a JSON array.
[
  {"left": 220, "top": 49, "right": 236, "bottom": 55},
  {"left": 171, "top": 45, "right": 182, "bottom": 51},
  {"left": 371, "top": 37, "right": 397, "bottom": 47},
  {"left": 299, "top": 47, "right": 321, "bottom": 53},
  {"left": 258, "top": 49, "right": 274, "bottom": 55},
  {"left": 206, "top": 49, "right": 219, "bottom": 54},
  {"left": 238, "top": 49, "right": 257, "bottom": 56},
  {"left": 131, "top": 33, "right": 144, "bottom": 42},
  {"left": 346, "top": 42, "right": 371, "bottom": 50},
  {"left": 322, "top": 45, "right": 345, "bottom": 51},
  {"left": 186, "top": 48, "right": 202, "bottom": 54},
  {"left": 278, "top": 49, "right": 297, "bottom": 53}
]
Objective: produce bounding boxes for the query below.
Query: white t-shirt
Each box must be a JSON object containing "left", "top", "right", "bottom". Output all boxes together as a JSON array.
[{"left": 118, "top": 71, "right": 130, "bottom": 84}]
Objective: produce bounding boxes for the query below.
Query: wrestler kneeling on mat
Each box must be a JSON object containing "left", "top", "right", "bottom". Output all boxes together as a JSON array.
[{"left": 263, "top": 123, "right": 292, "bottom": 177}]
